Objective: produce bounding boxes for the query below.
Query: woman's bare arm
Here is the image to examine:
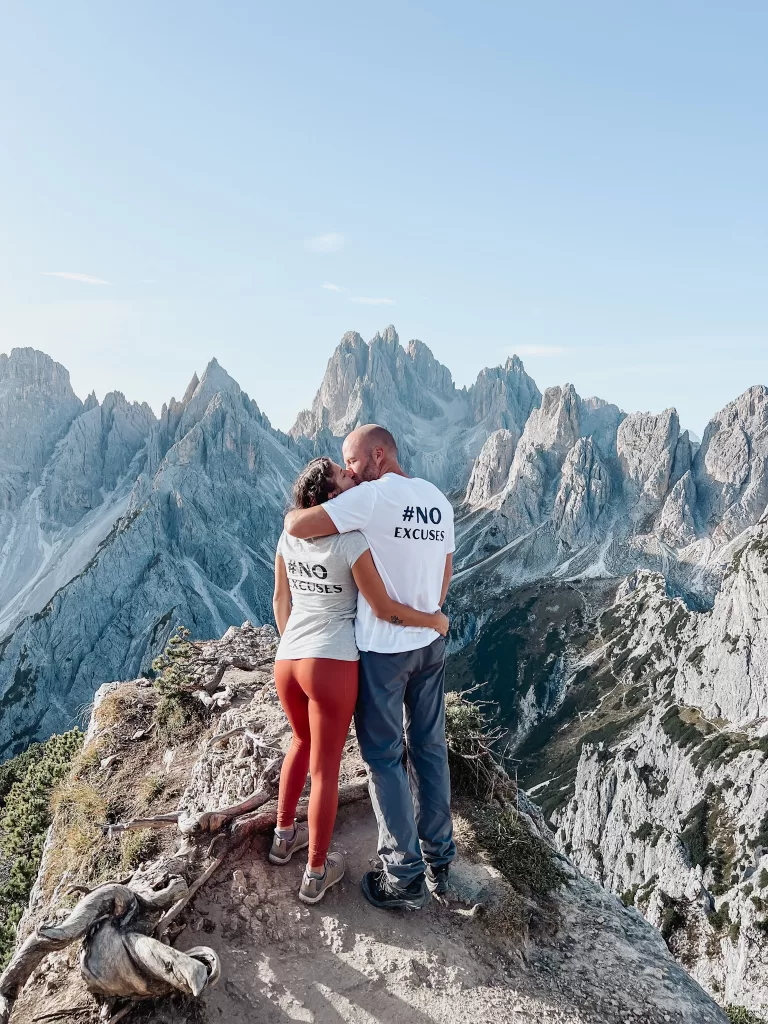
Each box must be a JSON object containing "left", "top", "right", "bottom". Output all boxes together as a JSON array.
[
  {"left": 351, "top": 551, "right": 449, "bottom": 636},
  {"left": 272, "top": 554, "right": 292, "bottom": 635}
]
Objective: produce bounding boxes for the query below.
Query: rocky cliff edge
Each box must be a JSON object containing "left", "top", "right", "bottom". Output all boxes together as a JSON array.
[{"left": 2, "top": 624, "right": 727, "bottom": 1024}]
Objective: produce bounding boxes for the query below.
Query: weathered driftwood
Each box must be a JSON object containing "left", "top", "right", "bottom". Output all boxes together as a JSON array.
[
  {"left": 226, "top": 777, "right": 370, "bottom": 845},
  {"left": 204, "top": 727, "right": 282, "bottom": 755},
  {"left": 0, "top": 880, "right": 219, "bottom": 1024},
  {"left": 154, "top": 855, "right": 226, "bottom": 940},
  {"left": 103, "top": 812, "right": 180, "bottom": 837},
  {"left": 105, "top": 745, "right": 284, "bottom": 839}
]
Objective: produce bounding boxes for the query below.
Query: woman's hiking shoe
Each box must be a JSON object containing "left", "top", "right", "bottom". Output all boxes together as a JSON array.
[
  {"left": 299, "top": 852, "right": 346, "bottom": 904},
  {"left": 426, "top": 864, "right": 450, "bottom": 896},
  {"left": 269, "top": 821, "right": 310, "bottom": 865},
  {"left": 361, "top": 869, "right": 429, "bottom": 910}
]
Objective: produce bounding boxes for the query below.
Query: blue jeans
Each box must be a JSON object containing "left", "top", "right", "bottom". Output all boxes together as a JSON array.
[{"left": 355, "top": 636, "right": 456, "bottom": 888}]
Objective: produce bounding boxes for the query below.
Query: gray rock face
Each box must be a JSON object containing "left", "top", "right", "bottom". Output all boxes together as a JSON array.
[
  {"left": 658, "top": 470, "right": 698, "bottom": 547},
  {"left": 694, "top": 385, "right": 768, "bottom": 543},
  {"left": 468, "top": 355, "right": 542, "bottom": 437},
  {"left": 0, "top": 363, "right": 156, "bottom": 640},
  {"left": 552, "top": 437, "right": 613, "bottom": 550},
  {"left": 40, "top": 391, "right": 156, "bottom": 528},
  {"left": 0, "top": 348, "right": 83, "bottom": 511},
  {"left": 10, "top": 624, "right": 727, "bottom": 1024},
  {"left": 464, "top": 429, "right": 516, "bottom": 508},
  {"left": 616, "top": 408, "right": 684, "bottom": 509}
]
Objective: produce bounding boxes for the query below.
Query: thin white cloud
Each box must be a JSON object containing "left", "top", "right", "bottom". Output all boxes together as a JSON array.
[
  {"left": 322, "top": 283, "right": 346, "bottom": 292},
  {"left": 305, "top": 232, "right": 345, "bottom": 253},
  {"left": 42, "top": 272, "right": 111, "bottom": 285},
  {"left": 511, "top": 344, "right": 569, "bottom": 357},
  {"left": 350, "top": 296, "right": 395, "bottom": 306}
]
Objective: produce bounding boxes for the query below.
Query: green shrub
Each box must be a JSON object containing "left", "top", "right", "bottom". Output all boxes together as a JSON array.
[
  {"left": 726, "top": 1007, "right": 767, "bottom": 1024},
  {"left": 660, "top": 901, "right": 685, "bottom": 940},
  {"left": 444, "top": 690, "right": 505, "bottom": 800},
  {"left": 151, "top": 626, "right": 207, "bottom": 741},
  {"left": 709, "top": 901, "right": 730, "bottom": 931},
  {"left": 454, "top": 803, "right": 565, "bottom": 899},
  {"left": 0, "top": 728, "right": 83, "bottom": 969},
  {"left": 755, "top": 811, "right": 768, "bottom": 849},
  {"left": 661, "top": 705, "right": 705, "bottom": 749},
  {"left": 680, "top": 800, "right": 711, "bottom": 869},
  {"left": 620, "top": 885, "right": 639, "bottom": 907}
]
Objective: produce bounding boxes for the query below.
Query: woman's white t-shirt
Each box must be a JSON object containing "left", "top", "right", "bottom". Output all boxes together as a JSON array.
[{"left": 275, "top": 530, "right": 369, "bottom": 661}]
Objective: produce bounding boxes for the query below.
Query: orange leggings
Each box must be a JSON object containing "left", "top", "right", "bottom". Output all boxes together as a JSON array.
[{"left": 274, "top": 658, "right": 359, "bottom": 866}]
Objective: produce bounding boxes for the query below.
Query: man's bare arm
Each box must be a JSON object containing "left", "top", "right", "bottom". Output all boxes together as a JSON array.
[
  {"left": 284, "top": 505, "right": 339, "bottom": 539},
  {"left": 440, "top": 553, "right": 453, "bottom": 606}
]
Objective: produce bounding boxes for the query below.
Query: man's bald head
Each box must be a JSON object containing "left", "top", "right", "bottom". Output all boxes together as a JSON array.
[{"left": 342, "top": 424, "right": 400, "bottom": 482}]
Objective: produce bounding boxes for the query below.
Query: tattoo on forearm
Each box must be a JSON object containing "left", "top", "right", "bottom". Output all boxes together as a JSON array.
[{"left": 390, "top": 614, "right": 404, "bottom": 625}]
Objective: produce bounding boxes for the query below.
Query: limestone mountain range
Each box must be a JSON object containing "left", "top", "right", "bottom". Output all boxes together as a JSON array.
[{"left": 2, "top": 328, "right": 768, "bottom": 1014}]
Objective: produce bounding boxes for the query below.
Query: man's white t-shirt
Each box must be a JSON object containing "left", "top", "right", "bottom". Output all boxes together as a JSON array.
[{"left": 323, "top": 473, "right": 455, "bottom": 654}]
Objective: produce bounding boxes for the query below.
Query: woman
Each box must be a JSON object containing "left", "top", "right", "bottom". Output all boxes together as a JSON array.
[{"left": 270, "top": 457, "right": 449, "bottom": 904}]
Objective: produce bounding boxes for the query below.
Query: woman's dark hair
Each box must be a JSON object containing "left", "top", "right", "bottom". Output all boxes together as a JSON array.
[{"left": 291, "top": 457, "right": 337, "bottom": 509}]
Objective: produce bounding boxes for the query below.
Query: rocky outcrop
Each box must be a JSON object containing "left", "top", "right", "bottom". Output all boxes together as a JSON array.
[
  {"left": 464, "top": 429, "right": 516, "bottom": 508},
  {"left": 694, "top": 385, "right": 768, "bottom": 544},
  {"left": 552, "top": 437, "right": 613, "bottom": 550},
  {"left": 616, "top": 409, "right": 686, "bottom": 511},
  {"left": 4, "top": 624, "right": 728, "bottom": 1024}
]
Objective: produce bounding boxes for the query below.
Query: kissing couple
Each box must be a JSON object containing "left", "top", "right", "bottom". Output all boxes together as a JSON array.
[{"left": 269, "top": 424, "right": 456, "bottom": 908}]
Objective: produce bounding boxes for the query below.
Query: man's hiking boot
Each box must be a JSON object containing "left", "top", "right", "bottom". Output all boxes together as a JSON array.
[
  {"left": 426, "top": 864, "right": 450, "bottom": 896},
  {"left": 269, "top": 821, "right": 310, "bottom": 865},
  {"left": 299, "top": 852, "right": 346, "bottom": 904},
  {"left": 361, "top": 869, "right": 429, "bottom": 910}
]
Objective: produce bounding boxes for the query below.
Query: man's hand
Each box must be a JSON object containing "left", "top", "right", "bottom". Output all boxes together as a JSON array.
[
  {"left": 433, "top": 611, "right": 450, "bottom": 637},
  {"left": 284, "top": 505, "right": 339, "bottom": 539}
]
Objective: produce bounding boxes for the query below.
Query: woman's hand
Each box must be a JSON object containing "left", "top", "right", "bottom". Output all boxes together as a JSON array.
[{"left": 432, "top": 611, "right": 449, "bottom": 637}]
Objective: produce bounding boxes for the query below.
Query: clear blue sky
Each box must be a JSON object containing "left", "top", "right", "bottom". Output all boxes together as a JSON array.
[{"left": 2, "top": 1, "right": 766, "bottom": 437}]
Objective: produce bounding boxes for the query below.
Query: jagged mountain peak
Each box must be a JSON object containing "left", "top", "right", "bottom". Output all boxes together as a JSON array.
[
  {"left": 182, "top": 371, "right": 200, "bottom": 405},
  {"left": 193, "top": 357, "right": 241, "bottom": 402},
  {"left": 0, "top": 346, "right": 75, "bottom": 388},
  {"left": 0, "top": 347, "right": 83, "bottom": 513},
  {"left": 369, "top": 323, "right": 399, "bottom": 349}
]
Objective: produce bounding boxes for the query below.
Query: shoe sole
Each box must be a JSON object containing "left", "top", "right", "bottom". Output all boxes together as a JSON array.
[
  {"left": 298, "top": 868, "right": 345, "bottom": 904},
  {"left": 361, "top": 876, "right": 430, "bottom": 910},
  {"left": 268, "top": 835, "right": 310, "bottom": 865}
]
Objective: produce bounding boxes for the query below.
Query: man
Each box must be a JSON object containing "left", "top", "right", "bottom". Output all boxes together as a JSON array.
[{"left": 285, "top": 423, "right": 456, "bottom": 909}]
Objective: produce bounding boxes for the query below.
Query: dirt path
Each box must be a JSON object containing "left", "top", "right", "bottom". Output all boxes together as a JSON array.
[{"left": 177, "top": 801, "right": 726, "bottom": 1024}]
